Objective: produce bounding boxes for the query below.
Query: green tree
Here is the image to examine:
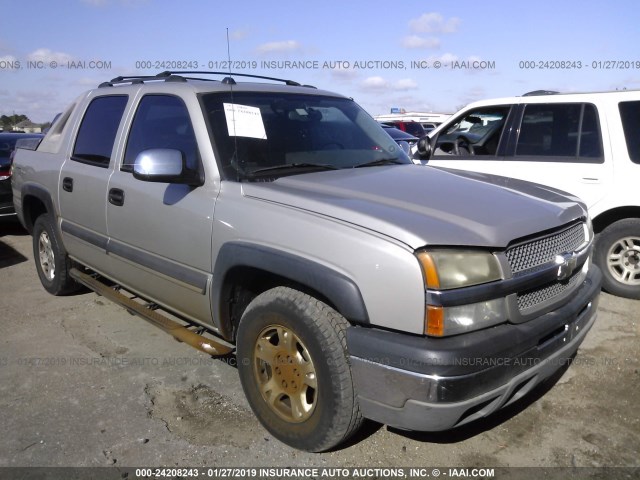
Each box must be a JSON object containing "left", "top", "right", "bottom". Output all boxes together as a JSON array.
[
  {"left": 0, "top": 114, "right": 30, "bottom": 130},
  {"left": 0, "top": 115, "right": 11, "bottom": 130}
]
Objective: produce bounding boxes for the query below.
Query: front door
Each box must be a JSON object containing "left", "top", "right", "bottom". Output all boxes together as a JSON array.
[{"left": 106, "top": 94, "right": 216, "bottom": 325}]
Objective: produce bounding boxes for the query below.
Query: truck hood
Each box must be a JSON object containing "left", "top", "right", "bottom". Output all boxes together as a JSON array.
[{"left": 241, "top": 165, "right": 586, "bottom": 249}]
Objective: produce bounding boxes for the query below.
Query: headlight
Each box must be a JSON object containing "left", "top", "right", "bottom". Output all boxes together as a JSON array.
[
  {"left": 417, "top": 250, "right": 505, "bottom": 337},
  {"left": 417, "top": 250, "right": 502, "bottom": 289}
]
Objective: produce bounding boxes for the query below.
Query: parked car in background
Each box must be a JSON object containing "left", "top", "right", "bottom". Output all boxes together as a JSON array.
[
  {"left": 417, "top": 89, "right": 640, "bottom": 299},
  {"left": 375, "top": 112, "right": 450, "bottom": 133},
  {"left": 381, "top": 124, "right": 418, "bottom": 153},
  {"left": 0, "top": 133, "right": 43, "bottom": 216},
  {"left": 381, "top": 120, "right": 426, "bottom": 138}
]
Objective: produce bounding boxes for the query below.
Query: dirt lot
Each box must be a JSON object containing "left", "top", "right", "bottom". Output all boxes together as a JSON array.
[{"left": 0, "top": 218, "right": 638, "bottom": 474}]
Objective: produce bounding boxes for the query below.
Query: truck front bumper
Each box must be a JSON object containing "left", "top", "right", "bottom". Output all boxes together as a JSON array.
[{"left": 347, "top": 265, "right": 602, "bottom": 431}]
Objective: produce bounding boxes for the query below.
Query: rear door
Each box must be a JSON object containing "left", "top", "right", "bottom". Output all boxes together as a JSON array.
[
  {"left": 501, "top": 102, "right": 610, "bottom": 207},
  {"left": 59, "top": 95, "right": 128, "bottom": 273},
  {"left": 106, "top": 94, "right": 216, "bottom": 324}
]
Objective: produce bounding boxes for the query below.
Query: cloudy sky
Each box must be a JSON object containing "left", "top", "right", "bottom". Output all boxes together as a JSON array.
[{"left": 1, "top": 0, "right": 638, "bottom": 123}]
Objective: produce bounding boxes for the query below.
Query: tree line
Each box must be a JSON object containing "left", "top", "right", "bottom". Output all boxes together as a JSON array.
[{"left": 1, "top": 114, "right": 49, "bottom": 130}]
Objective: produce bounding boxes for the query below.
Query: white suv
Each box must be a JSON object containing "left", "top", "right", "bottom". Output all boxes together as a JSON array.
[{"left": 418, "top": 89, "right": 640, "bottom": 299}]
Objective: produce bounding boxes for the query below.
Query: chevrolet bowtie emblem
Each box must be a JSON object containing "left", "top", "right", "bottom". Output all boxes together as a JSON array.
[{"left": 555, "top": 253, "right": 577, "bottom": 281}]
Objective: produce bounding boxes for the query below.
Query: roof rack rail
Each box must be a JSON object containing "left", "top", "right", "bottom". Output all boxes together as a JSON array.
[
  {"left": 98, "top": 71, "right": 314, "bottom": 88},
  {"left": 98, "top": 74, "right": 186, "bottom": 88},
  {"left": 522, "top": 90, "right": 560, "bottom": 96},
  {"left": 156, "top": 70, "right": 311, "bottom": 87}
]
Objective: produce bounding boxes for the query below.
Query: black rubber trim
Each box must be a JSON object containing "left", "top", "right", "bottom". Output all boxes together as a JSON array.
[
  {"left": 212, "top": 242, "right": 369, "bottom": 324},
  {"left": 106, "top": 239, "right": 209, "bottom": 293},
  {"left": 502, "top": 104, "right": 524, "bottom": 156},
  {"left": 69, "top": 156, "right": 110, "bottom": 169},
  {"left": 20, "top": 183, "right": 57, "bottom": 232},
  {"left": 427, "top": 246, "right": 590, "bottom": 307},
  {"left": 496, "top": 104, "right": 518, "bottom": 157},
  {"left": 60, "top": 220, "right": 108, "bottom": 251},
  {"left": 347, "top": 265, "right": 601, "bottom": 378},
  {"left": 59, "top": 220, "right": 208, "bottom": 293}
]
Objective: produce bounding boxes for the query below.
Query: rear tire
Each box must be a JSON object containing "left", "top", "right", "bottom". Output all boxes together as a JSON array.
[
  {"left": 32, "top": 214, "right": 80, "bottom": 296},
  {"left": 594, "top": 219, "right": 640, "bottom": 299},
  {"left": 236, "top": 286, "right": 362, "bottom": 452}
]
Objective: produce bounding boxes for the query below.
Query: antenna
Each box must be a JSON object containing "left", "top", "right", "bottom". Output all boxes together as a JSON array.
[
  {"left": 226, "top": 28, "right": 241, "bottom": 182},
  {"left": 226, "top": 28, "right": 233, "bottom": 79}
]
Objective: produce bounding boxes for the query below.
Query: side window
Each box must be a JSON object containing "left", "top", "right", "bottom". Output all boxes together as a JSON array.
[
  {"left": 433, "top": 106, "right": 510, "bottom": 157},
  {"left": 516, "top": 103, "right": 603, "bottom": 162},
  {"left": 123, "top": 95, "right": 199, "bottom": 173},
  {"left": 72, "top": 95, "right": 128, "bottom": 167},
  {"left": 619, "top": 101, "right": 640, "bottom": 164}
]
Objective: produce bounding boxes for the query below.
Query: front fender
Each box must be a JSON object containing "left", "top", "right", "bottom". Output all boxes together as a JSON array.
[{"left": 212, "top": 242, "right": 369, "bottom": 338}]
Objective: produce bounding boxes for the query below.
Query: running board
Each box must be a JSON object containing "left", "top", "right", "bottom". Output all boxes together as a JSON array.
[{"left": 70, "top": 268, "right": 233, "bottom": 357}]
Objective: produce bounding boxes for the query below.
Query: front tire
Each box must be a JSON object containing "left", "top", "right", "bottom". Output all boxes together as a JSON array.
[
  {"left": 595, "top": 219, "right": 640, "bottom": 299},
  {"left": 32, "top": 214, "right": 80, "bottom": 295},
  {"left": 236, "top": 287, "right": 362, "bottom": 452}
]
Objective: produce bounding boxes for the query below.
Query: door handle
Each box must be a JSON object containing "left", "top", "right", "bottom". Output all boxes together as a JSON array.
[
  {"left": 108, "top": 188, "right": 125, "bottom": 206},
  {"left": 62, "top": 177, "right": 73, "bottom": 192}
]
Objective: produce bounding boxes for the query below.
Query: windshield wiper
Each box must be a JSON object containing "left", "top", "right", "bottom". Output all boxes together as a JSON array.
[
  {"left": 353, "top": 158, "right": 405, "bottom": 168},
  {"left": 246, "top": 163, "right": 339, "bottom": 178}
]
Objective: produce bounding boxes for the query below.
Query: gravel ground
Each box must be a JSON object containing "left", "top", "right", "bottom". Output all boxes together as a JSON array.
[{"left": 0, "top": 218, "right": 638, "bottom": 477}]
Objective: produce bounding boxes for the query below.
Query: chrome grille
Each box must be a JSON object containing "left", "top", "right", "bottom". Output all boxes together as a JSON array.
[
  {"left": 506, "top": 223, "right": 585, "bottom": 274},
  {"left": 517, "top": 270, "right": 583, "bottom": 311}
]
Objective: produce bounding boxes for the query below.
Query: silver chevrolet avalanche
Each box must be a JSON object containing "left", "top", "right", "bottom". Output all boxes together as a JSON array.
[{"left": 12, "top": 71, "right": 601, "bottom": 451}]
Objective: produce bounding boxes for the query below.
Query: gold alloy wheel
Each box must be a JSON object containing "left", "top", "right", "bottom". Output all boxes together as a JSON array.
[{"left": 253, "top": 324, "right": 318, "bottom": 423}]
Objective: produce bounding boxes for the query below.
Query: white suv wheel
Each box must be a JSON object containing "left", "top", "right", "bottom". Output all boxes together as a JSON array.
[{"left": 606, "top": 236, "right": 640, "bottom": 285}]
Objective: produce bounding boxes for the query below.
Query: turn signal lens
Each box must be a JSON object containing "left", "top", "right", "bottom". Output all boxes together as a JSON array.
[{"left": 426, "top": 305, "right": 444, "bottom": 336}]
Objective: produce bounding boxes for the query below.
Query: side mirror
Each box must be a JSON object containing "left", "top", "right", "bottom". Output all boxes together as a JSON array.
[
  {"left": 417, "top": 136, "right": 432, "bottom": 159},
  {"left": 397, "top": 141, "right": 411, "bottom": 155},
  {"left": 133, "top": 149, "right": 201, "bottom": 185}
]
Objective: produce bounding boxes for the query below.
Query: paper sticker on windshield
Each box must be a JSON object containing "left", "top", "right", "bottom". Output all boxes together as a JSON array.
[{"left": 224, "top": 103, "right": 267, "bottom": 139}]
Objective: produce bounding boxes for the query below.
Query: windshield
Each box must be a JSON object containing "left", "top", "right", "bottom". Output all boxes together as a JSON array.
[{"left": 201, "top": 92, "right": 411, "bottom": 180}]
